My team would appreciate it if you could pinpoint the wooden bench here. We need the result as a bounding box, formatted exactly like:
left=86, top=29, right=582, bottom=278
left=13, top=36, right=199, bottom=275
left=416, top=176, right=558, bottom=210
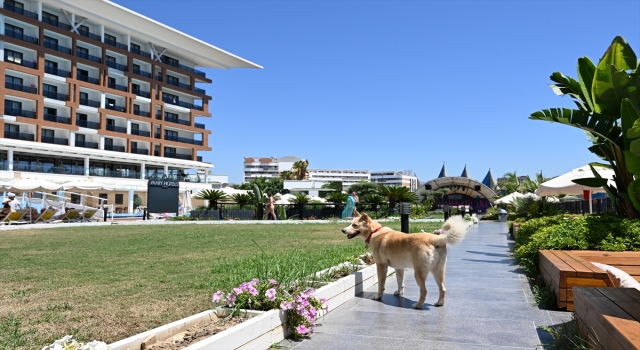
left=573, top=287, right=640, bottom=350
left=538, top=250, right=640, bottom=311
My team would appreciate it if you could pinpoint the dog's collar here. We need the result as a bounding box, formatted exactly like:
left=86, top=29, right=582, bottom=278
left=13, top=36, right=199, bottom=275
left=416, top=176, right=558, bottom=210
left=365, top=227, right=382, bottom=244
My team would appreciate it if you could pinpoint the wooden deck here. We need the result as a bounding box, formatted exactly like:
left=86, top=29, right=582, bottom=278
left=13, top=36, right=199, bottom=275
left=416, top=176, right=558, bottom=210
left=538, top=250, right=640, bottom=311
left=573, top=287, right=640, bottom=350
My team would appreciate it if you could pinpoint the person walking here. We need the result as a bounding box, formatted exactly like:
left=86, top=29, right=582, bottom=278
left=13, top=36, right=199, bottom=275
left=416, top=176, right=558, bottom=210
left=265, top=193, right=277, bottom=220
left=342, top=192, right=356, bottom=219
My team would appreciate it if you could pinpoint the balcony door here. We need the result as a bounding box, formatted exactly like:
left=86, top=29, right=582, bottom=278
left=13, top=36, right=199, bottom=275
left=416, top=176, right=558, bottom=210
left=5, top=99, right=22, bottom=113
left=6, top=0, right=24, bottom=10
left=6, top=75, right=23, bottom=86
left=5, top=23, right=23, bottom=36
left=42, top=129, right=54, bottom=139
left=77, top=68, right=88, bottom=77
left=5, top=49, right=23, bottom=63
left=44, top=107, right=57, bottom=116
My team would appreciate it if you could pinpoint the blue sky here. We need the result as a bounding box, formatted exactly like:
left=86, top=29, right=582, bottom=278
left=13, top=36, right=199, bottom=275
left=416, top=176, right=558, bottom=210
left=116, top=0, right=640, bottom=184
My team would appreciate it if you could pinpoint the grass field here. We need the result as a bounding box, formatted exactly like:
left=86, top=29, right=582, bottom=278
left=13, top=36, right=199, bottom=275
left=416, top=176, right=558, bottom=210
left=0, top=221, right=443, bottom=349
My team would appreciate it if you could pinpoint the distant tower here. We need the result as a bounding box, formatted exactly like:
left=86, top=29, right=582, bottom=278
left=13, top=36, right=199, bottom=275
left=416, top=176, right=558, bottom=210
left=461, top=164, right=470, bottom=178
left=438, top=163, right=447, bottom=178
left=482, top=169, right=497, bottom=190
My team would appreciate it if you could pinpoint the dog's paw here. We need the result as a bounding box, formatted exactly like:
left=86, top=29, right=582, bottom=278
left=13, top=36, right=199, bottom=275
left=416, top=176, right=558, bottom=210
left=412, top=303, right=424, bottom=309
left=372, top=294, right=382, bottom=300
left=434, top=301, right=445, bottom=307
left=393, top=290, right=404, bottom=296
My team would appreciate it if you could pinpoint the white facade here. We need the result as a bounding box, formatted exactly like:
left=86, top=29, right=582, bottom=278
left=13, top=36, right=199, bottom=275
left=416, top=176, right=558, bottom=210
left=283, top=180, right=329, bottom=197
left=307, top=169, right=371, bottom=189
left=243, top=156, right=305, bottom=183
left=371, top=170, right=419, bottom=192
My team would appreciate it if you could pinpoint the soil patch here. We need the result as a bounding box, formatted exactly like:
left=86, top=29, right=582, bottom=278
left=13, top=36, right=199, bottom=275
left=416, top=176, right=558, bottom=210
left=145, top=317, right=247, bottom=350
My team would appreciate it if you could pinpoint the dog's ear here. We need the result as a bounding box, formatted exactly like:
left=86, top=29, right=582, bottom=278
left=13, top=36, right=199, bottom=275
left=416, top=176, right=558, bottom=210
left=358, top=213, right=369, bottom=222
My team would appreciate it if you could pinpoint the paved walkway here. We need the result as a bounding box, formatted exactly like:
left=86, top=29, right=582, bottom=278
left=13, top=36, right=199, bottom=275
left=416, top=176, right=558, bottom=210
left=280, top=221, right=572, bottom=349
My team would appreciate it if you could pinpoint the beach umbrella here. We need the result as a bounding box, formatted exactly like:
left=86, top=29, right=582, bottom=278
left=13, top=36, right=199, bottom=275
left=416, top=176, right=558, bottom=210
left=494, top=192, right=524, bottom=205
left=2, top=178, right=62, bottom=191
left=62, top=180, right=114, bottom=191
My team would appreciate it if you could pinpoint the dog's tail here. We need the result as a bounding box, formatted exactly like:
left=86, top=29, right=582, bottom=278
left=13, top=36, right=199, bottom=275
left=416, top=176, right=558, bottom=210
left=439, top=216, right=468, bottom=246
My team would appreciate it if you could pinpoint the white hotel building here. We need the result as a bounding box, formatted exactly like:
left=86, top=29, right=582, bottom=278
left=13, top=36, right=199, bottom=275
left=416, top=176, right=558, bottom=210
left=0, top=0, right=260, bottom=209
left=371, top=170, right=419, bottom=192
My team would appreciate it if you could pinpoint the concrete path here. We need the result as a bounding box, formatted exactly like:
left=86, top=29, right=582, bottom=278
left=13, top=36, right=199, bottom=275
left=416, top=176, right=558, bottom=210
left=280, top=221, right=572, bottom=349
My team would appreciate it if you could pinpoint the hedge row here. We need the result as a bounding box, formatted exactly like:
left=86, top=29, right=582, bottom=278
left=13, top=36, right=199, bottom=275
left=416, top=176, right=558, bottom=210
left=514, top=214, right=640, bottom=274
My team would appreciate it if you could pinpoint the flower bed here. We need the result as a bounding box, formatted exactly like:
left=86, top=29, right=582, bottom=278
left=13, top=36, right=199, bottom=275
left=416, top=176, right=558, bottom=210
left=107, top=261, right=377, bottom=350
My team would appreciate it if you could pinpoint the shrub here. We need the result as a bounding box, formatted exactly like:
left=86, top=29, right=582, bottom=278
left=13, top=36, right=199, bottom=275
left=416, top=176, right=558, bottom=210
left=514, top=215, right=640, bottom=273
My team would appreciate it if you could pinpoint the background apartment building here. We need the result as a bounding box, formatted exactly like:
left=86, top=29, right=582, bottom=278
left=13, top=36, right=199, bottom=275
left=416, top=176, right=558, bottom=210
left=243, top=155, right=304, bottom=182
left=307, top=168, right=371, bottom=189
left=371, top=170, right=418, bottom=192
left=0, top=0, right=259, bottom=209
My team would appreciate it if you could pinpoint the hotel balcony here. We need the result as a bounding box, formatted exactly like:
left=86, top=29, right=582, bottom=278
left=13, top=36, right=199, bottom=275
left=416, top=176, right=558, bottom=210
left=4, top=107, right=36, bottom=119
left=6, top=82, right=37, bottom=94
left=44, top=113, right=70, bottom=124
left=4, top=130, right=34, bottom=141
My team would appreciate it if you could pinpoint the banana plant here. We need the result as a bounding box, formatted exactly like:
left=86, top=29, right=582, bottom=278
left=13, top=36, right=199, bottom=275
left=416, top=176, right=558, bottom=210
left=530, top=36, right=640, bottom=218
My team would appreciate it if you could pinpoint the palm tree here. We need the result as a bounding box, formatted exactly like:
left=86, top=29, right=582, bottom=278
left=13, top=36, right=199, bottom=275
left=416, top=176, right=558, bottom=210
left=326, top=191, right=348, bottom=204
left=289, top=193, right=311, bottom=205
left=520, top=172, right=552, bottom=194
left=361, top=193, right=386, bottom=212
left=529, top=36, right=640, bottom=218
left=194, top=189, right=228, bottom=210
left=231, top=193, right=251, bottom=208
left=377, top=185, right=418, bottom=209
left=291, top=160, right=309, bottom=180
left=279, top=170, right=295, bottom=180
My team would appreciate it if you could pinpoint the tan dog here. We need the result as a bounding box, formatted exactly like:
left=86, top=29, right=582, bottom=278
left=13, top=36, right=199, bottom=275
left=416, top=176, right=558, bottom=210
left=342, top=213, right=468, bottom=309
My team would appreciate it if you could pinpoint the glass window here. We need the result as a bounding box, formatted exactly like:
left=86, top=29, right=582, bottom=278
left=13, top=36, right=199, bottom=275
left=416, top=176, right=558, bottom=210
left=43, top=84, right=57, bottom=93
left=106, top=56, right=116, bottom=64
left=132, top=83, right=140, bottom=91
left=79, top=92, right=88, bottom=100
left=77, top=113, right=87, bottom=121
left=115, top=194, right=123, bottom=204
left=104, top=33, right=116, bottom=43
left=165, top=130, right=178, bottom=138
left=44, top=107, right=57, bottom=116
left=78, top=25, right=89, bottom=33
left=5, top=49, right=23, bottom=62
left=108, top=77, right=115, bottom=85
left=131, top=123, right=139, bottom=130
left=133, top=105, right=140, bottom=113
left=167, top=75, right=179, bottom=85
left=106, top=119, right=114, bottom=126
left=131, top=43, right=140, bottom=51
left=42, top=11, right=59, bottom=23
left=165, top=147, right=176, bottom=154
left=6, top=1, right=24, bottom=9
left=105, top=138, right=113, bottom=146
left=5, top=24, right=24, bottom=35
left=5, top=75, right=23, bottom=85
left=77, top=46, right=89, bottom=55
left=44, top=36, right=58, bottom=46
left=4, top=124, right=19, bottom=133
left=45, top=60, right=58, bottom=69
left=76, top=134, right=85, bottom=142
left=77, top=68, right=88, bottom=77
left=5, top=99, right=22, bottom=110
left=163, top=56, right=178, bottom=66
left=42, top=129, right=54, bottom=138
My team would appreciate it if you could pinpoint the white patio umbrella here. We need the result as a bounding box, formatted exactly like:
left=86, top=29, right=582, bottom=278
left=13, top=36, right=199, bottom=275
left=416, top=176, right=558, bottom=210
left=62, top=180, right=114, bottom=191
left=2, top=178, right=62, bottom=191
left=536, top=165, right=615, bottom=213
left=495, top=192, right=524, bottom=205
left=276, top=193, right=295, bottom=204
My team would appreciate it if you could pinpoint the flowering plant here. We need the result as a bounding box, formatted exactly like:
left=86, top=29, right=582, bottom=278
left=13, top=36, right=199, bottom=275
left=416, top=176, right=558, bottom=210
left=42, top=335, right=109, bottom=350
left=212, top=279, right=328, bottom=338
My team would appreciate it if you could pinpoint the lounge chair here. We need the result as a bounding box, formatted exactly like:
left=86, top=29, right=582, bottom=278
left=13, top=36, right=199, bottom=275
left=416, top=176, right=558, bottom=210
left=0, top=211, right=28, bottom=225
left=58, top=209, right=82, bottom=223
left=31, top=208, right=58, bottom=224
left=79, top=209, right=98, bottom=222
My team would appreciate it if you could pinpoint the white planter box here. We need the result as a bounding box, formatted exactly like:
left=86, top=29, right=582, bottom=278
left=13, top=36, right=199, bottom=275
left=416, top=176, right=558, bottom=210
left=109, top=264, right=378, bottom=350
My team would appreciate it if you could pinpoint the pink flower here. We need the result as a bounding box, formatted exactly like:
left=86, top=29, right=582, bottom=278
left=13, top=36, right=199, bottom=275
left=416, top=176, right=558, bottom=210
left=268, top=279, right=278, bottom=285
left=251, top=278, right=259, bottom=285
left=248, top=286, right=258, bottom=296
left=265, top=288, right=276, bottom=302
left=301, top=287, right=314, bottom=298
left=308, top=306, right=317, bottom=319
left=295, top=325, right=308, bottom=335
left=280, top=301, right=294, bottom=310
left=211, top=291, right=224, bottom=303
left=226, top=293, right=236, bottom=306
left=233, top=288, right=243, bottom=295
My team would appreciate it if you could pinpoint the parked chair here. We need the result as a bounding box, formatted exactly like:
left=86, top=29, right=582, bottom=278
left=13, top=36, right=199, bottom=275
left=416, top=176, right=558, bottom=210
left=31, top=208, right=57, bottom=224
left=58, top=209, right=82, bottom=223
left=79, top=209, right=98, bottom=222
left=0, top=211, right=28, bottom=225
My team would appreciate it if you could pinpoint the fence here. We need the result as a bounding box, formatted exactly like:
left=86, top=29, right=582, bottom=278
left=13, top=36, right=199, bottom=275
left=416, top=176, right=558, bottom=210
left=554, top=198, right=615, bottom=215
left=188, top=202, right=396, bottom=220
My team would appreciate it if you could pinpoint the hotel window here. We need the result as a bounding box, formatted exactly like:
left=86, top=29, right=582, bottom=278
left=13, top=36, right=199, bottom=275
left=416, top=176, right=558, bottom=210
left=77, top=68, right=88, bottom=77
left=45, top=60, right=58, bottom=70
left=42, top=11, right=59, bottom=23
left=5, top=23, right=24, bottom=36
left=166, top=75, right=179, bottom=85
left=79, top=91, right=88, bottom=101
left=6, top=75, right=24, bottom=86
left=115, top=194, right=123, bottom=205
left=5, top=100, right=22, bottom=111
left=131, top=123, right=139, bottom=132
left=77, top=113, right=87, bottom=121
left=4, top=124, right=19, bottom=133
left=43, top=84, right=58, bottom=94
left=6, top=1, right=24, bottom=10
left=44, top=107, right=57, bottom=116
left=75, top=134, right=85, bottom=142
left=104, top=33, right=117, bottom=43
left=165, top=130, right=178, bottom=138
left=131, top=43, right=140, bottom=52
left=42, top=129, right=54, bottom=138
left=133, top=104, right=140, bottom=114
left=5, top=49, right=23, bottom=63
left=78, top=25, right=89, bottom=34
left=76, top=46, right=89, bottom=56
left=164, top=92, right=178, bottom=103
left=106, top=55, right=116, bottom=65
left=163, top=56, right=178, bottom=66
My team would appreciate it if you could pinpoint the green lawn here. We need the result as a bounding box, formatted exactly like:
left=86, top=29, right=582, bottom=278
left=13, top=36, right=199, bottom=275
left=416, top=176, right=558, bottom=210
left=0, top=221, right=442, bottom=349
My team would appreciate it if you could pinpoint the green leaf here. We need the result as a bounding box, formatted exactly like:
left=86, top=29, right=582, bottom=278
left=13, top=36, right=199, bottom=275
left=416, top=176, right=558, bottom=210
left=629, top=138, right=640, bottom=157
left=598, top=36, right=637, bottom=71
left=625, top=150, right=640, bottom=177
left=529, top=108, right=623, bottom=148
left=549, top=72, right=583, bottom=100
left=627, top=179, right=640, bottom=212
left=624, top=98, right=640, bottom=141
left=593, top=64, right=630, bottom=116
left=572, top=178, right=609, bottom=187
left=577, top=57, right=596, bottom=112
left=588, top=162, right=612, bottom=169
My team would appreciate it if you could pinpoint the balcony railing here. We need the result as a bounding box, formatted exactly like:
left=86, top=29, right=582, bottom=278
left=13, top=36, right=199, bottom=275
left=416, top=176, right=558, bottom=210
left=4, top=29, right=38, bottom=44
left=133, top=109, right=150, bottom=117
left=167, top=80, right=191, bottom=90
left=41, top=136, right=68, bottom=145
left=42, top=17, right=72, bottom=31
left=4, top=107, right=36, bottom=119
left=162, top=96, right=203, bottom=110
left=160, top=57, right=206, bottom=77
left=3, top=3, right=38, bottom=19
left=76, top=119, right=100, bottom=129
left=164, top=152, right=193, bottom=160
left=5, top=55, right=36, bottom=68
left=44, top=114, right=70, bottom=124
left=164, top=115, right=190, bottom=126
left=79, top=98, right=100, bottom=108
left=133, top=68, right=151, bottom=78
left=130, top=47, right=152, bottom=59
left=104, top=144, right=125, bottom=152
left=43, top=90, right=68, bottom=101
left=77, top=29, right=101, bottom=41
left=154, top=132, right=161, bottom=139
left=132, top=88, right=150, bottom=98
left=155, top=74, right=162, bottom=81
left=197, top=156, right=203, bottom=162
left=90, top=169, right=139, bottom=178
left=154, top=150, right=160, bottom=156
left=4, top=131, right=34, bottom=141
left=108, top=82, right=128, bottom=92
left=106, top=124, right=127, bottom=133
left=75, top=140, right=99, bottom=149
left=106, top=60, right=127, bottom=71
left=195, top=87, right=206, bottom=94
left=5, top=82, right=37, bottom=94
left=105, top=104, right=126, bottom=112
left=76, top=50, right=102, bottom=63
left=45, top=66, right=71, bottom=78
left=104, top=38, right=128, bottom=50
left=164, top=134, right=203, bottom=145
left=195, top=122, right=205, bottom=129
left=77, top=74, right=99, bottom=85
left=131, top=129, right=151, bottom=137
left=131, top=147, right=149, bottom=155
left=44, top=41, right=72, bottom=55
left=155, top=113, right=162, bottom=120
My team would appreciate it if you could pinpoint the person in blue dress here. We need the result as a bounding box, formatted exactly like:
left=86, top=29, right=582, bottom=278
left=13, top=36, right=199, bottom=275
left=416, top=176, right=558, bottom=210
left=342, top=192, right=357, bottom=218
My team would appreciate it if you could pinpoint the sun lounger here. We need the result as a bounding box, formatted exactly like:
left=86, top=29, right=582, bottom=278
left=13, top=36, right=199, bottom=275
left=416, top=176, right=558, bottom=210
left=0, top=211, right=28, bottom=225
left=79, top=209, right=98, bottom=222
left=58, top=210, right=82, bottom=223
left=31, top=208, right=58, bottom=224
